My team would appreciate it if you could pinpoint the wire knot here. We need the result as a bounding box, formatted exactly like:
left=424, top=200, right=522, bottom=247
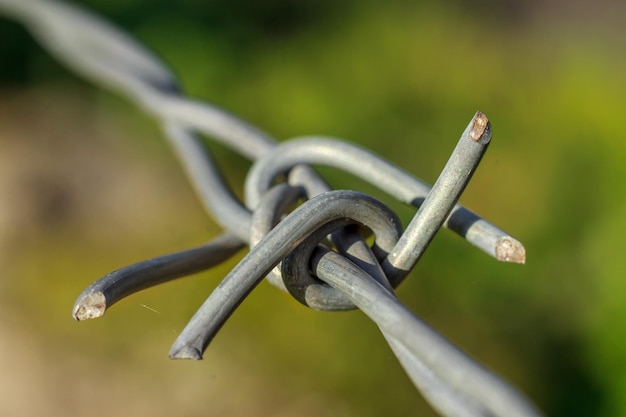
left=251, top=185, right=402, bottom=310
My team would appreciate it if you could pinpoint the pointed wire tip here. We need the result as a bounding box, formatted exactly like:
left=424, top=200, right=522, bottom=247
left=169, top=345, right=204, bottom=360
left=469, top=111, right=491, bottom=144
left=72, top=292, right=107, bottom=321
left=495, top=237, right=526, bottom=264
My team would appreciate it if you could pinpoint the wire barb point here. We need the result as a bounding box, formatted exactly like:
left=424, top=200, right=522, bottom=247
left=495, top=236, right=526, bottom=264
left=73, top=292, right=107, bottom=320
left=169, top=345, right=203, bottom=360
left=469, top=111, right=491, bottom=144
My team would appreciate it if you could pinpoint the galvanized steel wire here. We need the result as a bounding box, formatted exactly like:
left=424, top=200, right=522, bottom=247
left=0, top=1, right=543, bottom=416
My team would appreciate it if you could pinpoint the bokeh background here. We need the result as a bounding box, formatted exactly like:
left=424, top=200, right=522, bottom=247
left=1, top=0, right=625, bottom=416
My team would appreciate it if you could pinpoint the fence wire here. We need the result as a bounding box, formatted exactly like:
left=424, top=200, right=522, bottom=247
left=0, top=1, right=543, bottom=416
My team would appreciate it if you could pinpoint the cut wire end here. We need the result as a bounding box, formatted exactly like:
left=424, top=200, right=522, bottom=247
left=495, top=237, right=526, bottom=264
left=469, top=111, right=491, bottom=143
left=73, top=292, right=107, bottom=321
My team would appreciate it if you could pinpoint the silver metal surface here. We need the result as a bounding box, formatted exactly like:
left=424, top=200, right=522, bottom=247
left=0, top=1, right=540, bottom=416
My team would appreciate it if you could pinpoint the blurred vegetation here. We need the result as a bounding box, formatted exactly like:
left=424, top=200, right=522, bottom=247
left=1, top=0, right=626, bottom=416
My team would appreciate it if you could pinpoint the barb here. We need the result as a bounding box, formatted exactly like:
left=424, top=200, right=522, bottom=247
left=72, top=233, right=244, bottom=320
left=0, top=1, right=540, bottom=417
left=383, top=111, right=491, bottom=273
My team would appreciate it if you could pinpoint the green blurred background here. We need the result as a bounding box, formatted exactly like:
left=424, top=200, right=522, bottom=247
left=1, top=0, right=625, bottom=416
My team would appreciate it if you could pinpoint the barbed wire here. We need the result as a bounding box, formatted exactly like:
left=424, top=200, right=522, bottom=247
left=0, top=1, right=542, bottom=416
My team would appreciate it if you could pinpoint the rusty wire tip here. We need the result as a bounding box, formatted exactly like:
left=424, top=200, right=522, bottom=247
left=169, top=346, right=203, bottom=360
left=469, top=111, right=491, bottom=144
left=72, top=292, right=107, bottom=320
left=495, top=237, right=526, bottom=264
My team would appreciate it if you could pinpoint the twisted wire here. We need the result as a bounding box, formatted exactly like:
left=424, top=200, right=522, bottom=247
left=0, top=1, right=541, bottom=416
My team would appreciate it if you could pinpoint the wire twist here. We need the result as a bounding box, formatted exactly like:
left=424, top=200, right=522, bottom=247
left=0, top=1, right=541, bottom=416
